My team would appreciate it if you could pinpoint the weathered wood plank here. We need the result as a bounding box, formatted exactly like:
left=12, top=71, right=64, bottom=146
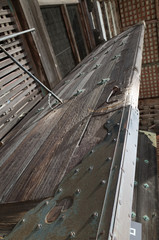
left=61, top=4, right=81, bottom=64
left=38, top=0, right=79, bottom=5
left=15, top=0, right=61, bottom=88
left=132, top=131, right=159, bottom=240
left=0, top=24, right=145, bottom=234
left=0, top=93, right=42, bottom=139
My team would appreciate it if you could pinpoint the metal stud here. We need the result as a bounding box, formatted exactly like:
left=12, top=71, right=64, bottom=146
left=143, top=183, right=149, bottom=189
left=88, top=166, right=93, bottom=171
left=144, top=159, right=149, bottom=164
left=107, top=157, right=112, bottom=161
left=107, top=132, right=111, bottom=136
left=37, top=224, right=42, bottom=230
left=134, top=181, right=138, bottom=186
left=93, top=64, right=101, bottom=69
left=92, top=212, right=98, bottom=218
left=70, top=231, right=76, bottom=238
left=57, top=188, right=63, bottom=193
left=100, top=180, right=106, bottom=185
left=113, top=138, right=117, bottom=142
left=143, top=215, right=149, bottom=221
left=97, top=78, right=110, bottom=85
left=131, top=212, right=136, bottom=219
left=73, top=89, right=84, bottom=96
left=75, top=189, right=81, bottom=195
left=74, top=168, right=80, bottom=174
left=107, top=120, right=110, bottom=124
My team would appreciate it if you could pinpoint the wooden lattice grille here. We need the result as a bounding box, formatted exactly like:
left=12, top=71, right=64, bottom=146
left=0, top=0, right=42, bottom=140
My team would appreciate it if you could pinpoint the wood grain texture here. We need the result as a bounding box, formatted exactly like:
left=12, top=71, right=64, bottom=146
left=0, top=1, right=43, bottom=139
left=0, top=23, right=145, bottom=233
left=132, top=131, right=159, bottom=240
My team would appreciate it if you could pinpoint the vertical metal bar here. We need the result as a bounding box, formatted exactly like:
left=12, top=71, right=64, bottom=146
left=0, top=45, right=63, bottom=103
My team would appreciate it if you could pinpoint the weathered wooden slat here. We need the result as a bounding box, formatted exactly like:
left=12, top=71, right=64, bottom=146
left=0, top=73, right=28, bottom=96
left=0, top=0, right=8, bottom=8
left=61, top=4, right=81, bottom=64
left=0, top=9, right=11, bottom=16
left=0, top=58, right=29, bottom=78
left=0, top=93, right=42, bottom=140
left=0, top=66, right=31, bottom=88
left=0, top=16, right=14, bottom=24
left=0, top=24, right=145, bottom=235
left=0, top=24, right=16, bottom=33
left=2, top=39, right=22, bottom=49
left=0, top=89, right=40, bottom=131
left=0, top=83, right=37, bottom=115
left=0, top=46, right=24, bottom=60
left=132, top=131, right=159, bottom=240
left=0, top=52, right=26, bottom=68
left=0, top=78, right=34, bottom=105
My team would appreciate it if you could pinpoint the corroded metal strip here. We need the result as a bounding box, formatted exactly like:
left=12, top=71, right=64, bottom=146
left=5, top=105, right=139, bottom=240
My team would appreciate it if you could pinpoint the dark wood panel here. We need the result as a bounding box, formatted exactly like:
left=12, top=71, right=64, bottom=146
left=0, top=23, right=145, bottom=234
left=132, top=131, right=159, bottom=240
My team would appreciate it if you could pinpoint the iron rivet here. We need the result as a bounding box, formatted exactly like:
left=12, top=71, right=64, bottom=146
left=143, top=183, right=149, bottom=189
left=37, top=224, right=42, bottom=230
left=74, top=168, right=80, bottom=174
left=88, top=166, right=93, bottom=171
left=113, top=138, right=117, bottom=142
left=92, top=212, right=98, bottom=218
left=144, top=159, right=149, bottom=164
left=21, top=219, right=25, bottom=223
left=75, top=189, right=81, bottom=194
left=108, top=132, right=111, bottom=136
left=143, top=215, right=149, bottom=221
left=107, top=157, right=112, bottom=161
left=101, top=180, right=106, bottom=185
left=70, top=231, right=76, bottom=238
left=131, top=212, right=136, bottom=218
left=117, top=122, right=120, bottom=126
left=134, top=181, right=138, bottom=186
left=90, top=149, right=95, bottom=154
left=58, top=188, right=63, bottom=193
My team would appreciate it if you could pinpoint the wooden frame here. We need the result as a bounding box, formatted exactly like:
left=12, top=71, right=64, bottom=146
left=38, top=0, right=79, bottom=5
left=61, top=4, right=81, bottom=64
left=11, top=0, right=61, bottom=90
left=93, top=0, right=107, bottom=41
